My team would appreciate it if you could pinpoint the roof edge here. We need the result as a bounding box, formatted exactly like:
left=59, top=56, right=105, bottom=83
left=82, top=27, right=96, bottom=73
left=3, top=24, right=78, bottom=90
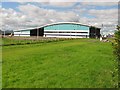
left=14, top=22, right=99, bottom=31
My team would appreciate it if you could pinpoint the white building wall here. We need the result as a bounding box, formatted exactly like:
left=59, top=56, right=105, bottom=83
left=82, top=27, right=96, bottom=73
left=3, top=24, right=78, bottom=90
left=14, top=30, right=30, bottom=36
left=44, top=30, right=89, bottom=38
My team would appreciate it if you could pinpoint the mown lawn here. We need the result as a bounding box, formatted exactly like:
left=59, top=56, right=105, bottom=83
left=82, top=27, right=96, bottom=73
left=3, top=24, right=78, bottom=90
left=2, top=39, right=117, bottom=88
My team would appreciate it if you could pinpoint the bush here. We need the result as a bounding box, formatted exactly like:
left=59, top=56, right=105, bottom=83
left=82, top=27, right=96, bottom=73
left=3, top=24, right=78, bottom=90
left=113, top=25, right=120, bottom=87
left=114, top=25, right=120, bottom=61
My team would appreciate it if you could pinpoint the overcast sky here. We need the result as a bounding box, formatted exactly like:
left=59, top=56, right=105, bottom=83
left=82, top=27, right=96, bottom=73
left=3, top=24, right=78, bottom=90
left=1, top=0, right=119, bottom=35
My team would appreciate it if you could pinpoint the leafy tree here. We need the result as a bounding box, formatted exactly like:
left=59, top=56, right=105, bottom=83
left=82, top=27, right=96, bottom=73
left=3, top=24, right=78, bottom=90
left=113, top=25, right=120, bottom=87
left=114, top=25, right=120, bottom=61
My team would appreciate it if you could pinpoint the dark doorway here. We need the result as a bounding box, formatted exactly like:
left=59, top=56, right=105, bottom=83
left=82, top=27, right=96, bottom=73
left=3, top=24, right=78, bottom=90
left=89, top=26, right=100, bottom=38
left=30, top=29, right=37, bottom=36
left=39, top=28, right=44, bottom=36
left=30, top=28, right=44, bottom=36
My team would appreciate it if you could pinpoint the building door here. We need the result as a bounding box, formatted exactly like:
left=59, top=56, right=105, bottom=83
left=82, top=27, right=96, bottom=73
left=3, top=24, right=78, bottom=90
left=30, top=28, right=44, bottom=36
left=39, top=27, right=44, bottom=36
left=30, top=29, right=37, bottom=36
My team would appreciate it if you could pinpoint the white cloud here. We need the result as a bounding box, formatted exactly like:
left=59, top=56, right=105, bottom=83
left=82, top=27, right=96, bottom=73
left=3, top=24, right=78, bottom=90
left=41, top=2, right=76, bottom=7
left=2, top=0, right=78, bottom=7
left=1, top=8, right=28, bottom=30
left=88, top=9, right=118, bottom=19
left=2, top=0, right=119, bottom=2
left=1, top=2, right=119, bottom=35
left=18, top=4, right=80, bottom=22
left=77, top=8, right=118, bottom=35
left=1, top=4, right=80, bottom=30
left=81, top=2, right=118, bottom=6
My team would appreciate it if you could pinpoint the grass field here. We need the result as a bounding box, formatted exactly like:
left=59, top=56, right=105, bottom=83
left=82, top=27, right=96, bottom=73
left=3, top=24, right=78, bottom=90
left=2, top=38, right=118, bottom=88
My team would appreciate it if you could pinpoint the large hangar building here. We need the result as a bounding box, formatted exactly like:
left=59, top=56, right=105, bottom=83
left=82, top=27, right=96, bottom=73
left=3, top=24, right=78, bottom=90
left=14, top=22, right=101, bottom=38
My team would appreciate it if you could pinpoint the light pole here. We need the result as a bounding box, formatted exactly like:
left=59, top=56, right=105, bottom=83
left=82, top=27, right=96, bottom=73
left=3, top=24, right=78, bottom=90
left=4, top=30, right=5, bottom=37
left=37, top=28, right=39, bottom=39
left=101, top=24, right=104, bottom=37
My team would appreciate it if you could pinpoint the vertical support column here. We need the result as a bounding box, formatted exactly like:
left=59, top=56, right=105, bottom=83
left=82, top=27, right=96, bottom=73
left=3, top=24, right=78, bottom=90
left=95, top=27, right=97, bottom=39
left=4, top=30, right=5, bottom=37
left=37, top=28, right=39, bottom=39
left=58, top=25, right=59, bottom=38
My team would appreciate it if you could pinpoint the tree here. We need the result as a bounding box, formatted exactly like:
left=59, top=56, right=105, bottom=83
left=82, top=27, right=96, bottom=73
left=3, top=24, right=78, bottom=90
left=113, top=25, right=120, bottom=87
left=114, top=25, right=120, bottom=61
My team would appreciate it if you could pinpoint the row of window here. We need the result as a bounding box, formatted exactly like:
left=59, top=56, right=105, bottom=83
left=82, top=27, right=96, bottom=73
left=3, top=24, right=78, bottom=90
left=44, top=34, right=89, bottom=37
left=44, top=31, right=88, bottom=33
left=13, top=34, right=30, bottom=35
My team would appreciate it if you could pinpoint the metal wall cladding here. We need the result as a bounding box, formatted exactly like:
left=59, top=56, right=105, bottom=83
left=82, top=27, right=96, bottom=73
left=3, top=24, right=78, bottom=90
left=44, top=24, right=89, bottom=30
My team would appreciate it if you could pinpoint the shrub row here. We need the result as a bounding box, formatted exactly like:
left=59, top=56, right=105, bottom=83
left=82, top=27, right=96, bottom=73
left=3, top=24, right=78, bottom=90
left=2, top=37, right=77, bottom=46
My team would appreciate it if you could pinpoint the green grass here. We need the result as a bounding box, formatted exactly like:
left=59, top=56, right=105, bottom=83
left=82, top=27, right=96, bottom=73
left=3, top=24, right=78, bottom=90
left=2, top=39, right=118, bottom=88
